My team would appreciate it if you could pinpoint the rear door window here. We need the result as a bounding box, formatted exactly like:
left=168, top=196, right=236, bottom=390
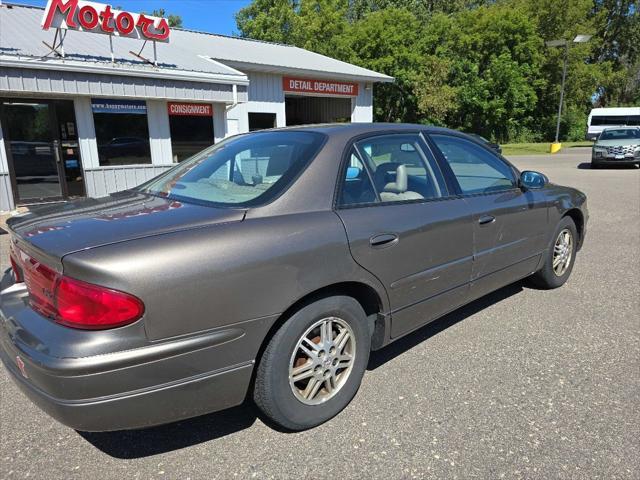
left=339, top=149, right=379, bottom=206
left=355, top=134, right=446, bottom=203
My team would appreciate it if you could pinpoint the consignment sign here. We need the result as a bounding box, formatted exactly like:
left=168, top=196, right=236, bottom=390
left=167, top=103, right=213, bottom=117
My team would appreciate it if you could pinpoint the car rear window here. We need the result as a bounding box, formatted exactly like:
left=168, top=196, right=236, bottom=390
left=139, top=131, right=325, bottom=207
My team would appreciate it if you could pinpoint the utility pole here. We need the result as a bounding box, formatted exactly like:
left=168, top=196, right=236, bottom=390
left=555, top=42, right=569, bottom=144
left=546, top=35, right=592, bottom=153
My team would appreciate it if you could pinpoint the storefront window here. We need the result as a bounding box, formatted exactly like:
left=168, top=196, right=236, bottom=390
left=92, top=99, right=151, bottom=166
left=168, top=102, right=215, bottom=162
left=249, top=112, right=276, bottom=131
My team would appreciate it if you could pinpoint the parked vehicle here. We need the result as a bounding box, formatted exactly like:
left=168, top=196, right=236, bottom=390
left=98, top=136, right=151, bottom=165
left=468, top=133, right=502, bottom=154
left=1, top=124, right=588, bottom=432
left=586, top=107, right=640, bottom=141
left=591, top=127, right=640, bottom=168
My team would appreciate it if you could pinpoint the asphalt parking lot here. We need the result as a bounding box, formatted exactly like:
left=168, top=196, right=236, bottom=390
left=1, top=147, right=638, bottom=479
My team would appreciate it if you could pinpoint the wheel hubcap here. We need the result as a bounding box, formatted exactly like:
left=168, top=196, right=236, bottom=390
left=289, top=317, right=356, bottom=405
left=553, top=228, right=573, bottom=277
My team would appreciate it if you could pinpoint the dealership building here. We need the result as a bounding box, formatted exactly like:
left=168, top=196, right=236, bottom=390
left=0, top=2, right=392, bottom=211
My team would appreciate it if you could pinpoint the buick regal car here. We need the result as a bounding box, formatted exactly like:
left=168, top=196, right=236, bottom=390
left=591, top=127, right=640, bottom=168
left=1, top=124, right=588, bottom=432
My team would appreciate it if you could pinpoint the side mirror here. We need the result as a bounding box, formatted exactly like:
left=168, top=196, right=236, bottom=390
left=520, top=170, right=548, bottom=189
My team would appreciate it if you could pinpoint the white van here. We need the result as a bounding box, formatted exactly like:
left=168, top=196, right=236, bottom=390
left=586, top=107, right=640, bottom=140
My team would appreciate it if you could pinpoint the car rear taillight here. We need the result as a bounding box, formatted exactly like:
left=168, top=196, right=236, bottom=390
left=16, top=248, right=144, bottom=330
left=55, top=276, right=144, bottom=329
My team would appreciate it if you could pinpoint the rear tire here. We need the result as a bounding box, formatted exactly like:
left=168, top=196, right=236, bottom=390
left=253, top=296, right=370, bottom=431
left=530, top=216, right=578, bottom=289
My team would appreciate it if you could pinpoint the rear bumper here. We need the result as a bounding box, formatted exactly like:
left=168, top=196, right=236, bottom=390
left=0, top=270, right=276, bottom=431
left=1, top=347, right=253, bottom=431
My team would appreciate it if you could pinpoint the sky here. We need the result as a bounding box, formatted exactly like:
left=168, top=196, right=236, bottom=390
left=19, top=0, right=253, bottom=36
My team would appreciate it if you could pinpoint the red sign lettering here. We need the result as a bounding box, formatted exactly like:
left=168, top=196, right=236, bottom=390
left=42, top=0, right=170, bottom=43
left=167, top=102, right=213, bottom=117
left=115, top=11, right=134, bottom=35
left=282, top=76, right=359, bottom=97
left=78, top=4, right=98, bottom=29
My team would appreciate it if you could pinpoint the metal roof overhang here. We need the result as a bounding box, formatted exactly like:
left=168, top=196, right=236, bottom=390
left=214, top=59, right=394, bottom=84
left=0, top=56, right=250, bottom=86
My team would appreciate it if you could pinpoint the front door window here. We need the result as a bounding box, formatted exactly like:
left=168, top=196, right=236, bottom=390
left=429, top=134, right=516, bottom=194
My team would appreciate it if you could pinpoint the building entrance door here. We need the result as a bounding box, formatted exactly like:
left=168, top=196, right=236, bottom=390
left=1, top=99, right=86, bottom=205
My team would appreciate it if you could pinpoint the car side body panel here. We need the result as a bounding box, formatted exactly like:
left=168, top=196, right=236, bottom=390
left=62, top=210, right=389, bottom=342
left=465, top=188, right=549, bottom=301
left=337, top=199, right=473, bottom=339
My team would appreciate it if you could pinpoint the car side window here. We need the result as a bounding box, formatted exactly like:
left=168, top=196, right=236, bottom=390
left=338, top=149, right=379, bottom=207
left=355, top=134, right=445, bottom=203
left=430, top=134, right=516, bottom=195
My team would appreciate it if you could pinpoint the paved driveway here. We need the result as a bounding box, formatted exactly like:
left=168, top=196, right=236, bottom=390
left=1, top=148, right=638, bottom=479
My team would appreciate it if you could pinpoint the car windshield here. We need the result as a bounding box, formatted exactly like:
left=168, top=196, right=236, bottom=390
left=139, top=131, right=325, bottom=207
left=599, top=129, right=640, bottom=140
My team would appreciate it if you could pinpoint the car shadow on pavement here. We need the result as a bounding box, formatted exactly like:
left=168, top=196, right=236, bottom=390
left=79, top=281, right=525, bottom=458
left=578, top=162, right=639, bottom=169
left=78, top=403, right=260, bottom=458
left=368, top=281, right=524, bottom=371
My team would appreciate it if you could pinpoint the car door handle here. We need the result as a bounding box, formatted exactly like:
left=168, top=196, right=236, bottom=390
left=369, top=233, right=399, bottom=248
left=478, top=215, right=496, bottom=225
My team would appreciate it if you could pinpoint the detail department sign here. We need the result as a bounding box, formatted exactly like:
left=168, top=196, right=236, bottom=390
left=41, top=0, right=171, bottom=42
left=283, top=77, right=359, bottom=97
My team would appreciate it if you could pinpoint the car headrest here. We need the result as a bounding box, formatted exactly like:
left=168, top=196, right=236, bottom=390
left=266, top=147, right=292, bottom=177
left=383, top=164, right=408, bottom=194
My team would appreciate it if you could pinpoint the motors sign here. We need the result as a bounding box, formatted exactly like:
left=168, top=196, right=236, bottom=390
left=283, top=77, right=359, bottom=97
left=42, top=0, right=171, bottom=42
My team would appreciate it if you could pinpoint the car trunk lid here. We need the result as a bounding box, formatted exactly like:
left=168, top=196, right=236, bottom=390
left=6, top=190, right=246, bottom=260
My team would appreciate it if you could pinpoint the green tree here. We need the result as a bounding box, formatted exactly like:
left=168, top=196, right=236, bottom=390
left=590, top=0, right=640, bottom=105
left=347, top=0, right=492, bottom=21
left=339, top=8, right=424, bottom=122
left=235, top=0, right=299, bottom=44
left=416, top=5, right=545, bottom=141
left=146, top=8, right=183, bottom=28
left=236, top=0, right=349, bottom=56
left=235, top=0, right=638, bottom=142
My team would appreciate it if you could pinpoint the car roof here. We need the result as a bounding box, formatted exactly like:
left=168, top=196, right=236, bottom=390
left=590, top=107, right=640, bottom=115
left=261, top=122, right=464, bottom=137
left=602, top=126, right=640, bottom=131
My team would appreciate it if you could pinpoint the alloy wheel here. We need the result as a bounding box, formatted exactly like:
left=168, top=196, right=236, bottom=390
left=289, top=317, right=356, bottom=405
left=553, top=228, right=573, bottom=277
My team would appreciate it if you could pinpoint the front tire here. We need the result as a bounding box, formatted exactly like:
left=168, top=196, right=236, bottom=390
left=253, top=296, right=371, bottom=431
left=530, top=216, right=578, bottom=289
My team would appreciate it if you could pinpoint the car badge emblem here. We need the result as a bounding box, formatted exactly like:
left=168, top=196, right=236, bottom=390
left=16, top=356, right=28, bottom=379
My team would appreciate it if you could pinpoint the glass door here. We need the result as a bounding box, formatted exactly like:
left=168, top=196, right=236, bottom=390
left=1, top=100, right=63, bottom=204
left=55, top=100, right=86, bottom=198
left=1, top=99, right=85, bottom=205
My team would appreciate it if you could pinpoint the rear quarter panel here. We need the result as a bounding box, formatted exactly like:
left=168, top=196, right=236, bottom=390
left=62, top=211, right=388, bottom=341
